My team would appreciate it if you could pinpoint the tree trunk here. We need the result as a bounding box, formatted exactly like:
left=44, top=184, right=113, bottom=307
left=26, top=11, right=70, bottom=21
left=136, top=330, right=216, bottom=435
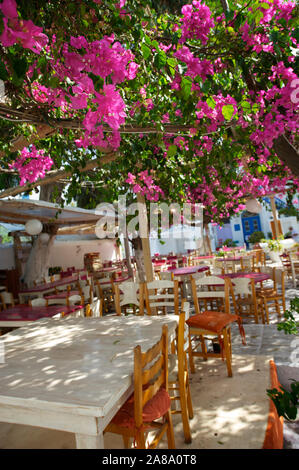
left=22, top=233, right=56, bottom=287
left=40, top=182, right=65, bottom=204
left=273, top=135, right=299, bottom=178
left=124, top=235, right=134, bottom=279
left=131, top=236, right=146, bottom=282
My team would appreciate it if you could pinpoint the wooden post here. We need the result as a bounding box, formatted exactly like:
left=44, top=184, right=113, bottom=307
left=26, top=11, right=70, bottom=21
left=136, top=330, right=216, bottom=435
left=123, top=233, right=134, bottom=279
left=270, top=195, right=282, bottom=238
left=137, top=193, right=153, bottom=283
left=204, top=224, right=212, bottom=255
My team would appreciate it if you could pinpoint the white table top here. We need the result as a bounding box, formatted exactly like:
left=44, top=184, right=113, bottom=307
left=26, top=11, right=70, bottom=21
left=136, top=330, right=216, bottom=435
left=0, top=315, right=178, bottom=419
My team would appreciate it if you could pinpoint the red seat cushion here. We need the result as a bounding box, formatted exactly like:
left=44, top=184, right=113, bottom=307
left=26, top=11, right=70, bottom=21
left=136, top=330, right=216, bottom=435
left=111, top=388, right=171, bottom=429
left=187, top=311, right=246, bottom=344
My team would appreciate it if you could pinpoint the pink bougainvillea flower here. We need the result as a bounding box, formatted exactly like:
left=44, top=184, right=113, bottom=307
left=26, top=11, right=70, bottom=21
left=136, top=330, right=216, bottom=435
left=0, top=0, right=18, bottom=19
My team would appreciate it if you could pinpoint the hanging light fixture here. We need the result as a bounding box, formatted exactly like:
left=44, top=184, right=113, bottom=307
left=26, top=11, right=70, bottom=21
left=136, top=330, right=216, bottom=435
left=39, top=232, right=50, bottom=243
left=245, top=198, right=262, bottom=214
left=25, top=219, right=43, bottom=235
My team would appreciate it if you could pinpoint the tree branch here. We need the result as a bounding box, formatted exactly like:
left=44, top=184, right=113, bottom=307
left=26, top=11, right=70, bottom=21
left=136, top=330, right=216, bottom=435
left=0, top=152, right=119, bottom=199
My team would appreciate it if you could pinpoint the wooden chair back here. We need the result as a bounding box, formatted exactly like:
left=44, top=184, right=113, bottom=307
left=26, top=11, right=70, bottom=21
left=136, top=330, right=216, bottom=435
left=191, top=276, right=231, bottom=314
left=240, top=256, right=254, bottom=271
left=85, top=298, right=103, bottom=317
left=144, top=280, right=179, bottom=315
left=114, top=282, right=144, bottom=316
left=134, top=324, right=169, bottom=433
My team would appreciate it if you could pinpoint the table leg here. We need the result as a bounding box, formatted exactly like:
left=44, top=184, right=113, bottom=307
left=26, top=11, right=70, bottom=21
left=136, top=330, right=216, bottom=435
left=75, top=432, right=104, bottom=449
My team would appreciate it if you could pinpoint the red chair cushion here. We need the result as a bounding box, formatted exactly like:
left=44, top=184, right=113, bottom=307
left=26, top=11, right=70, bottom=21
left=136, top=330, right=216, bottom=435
left=111, top=388, right=171, bottom=429
left=187, top=311, right=246, bottom=344
left=186, top=311, right=238, bottom=332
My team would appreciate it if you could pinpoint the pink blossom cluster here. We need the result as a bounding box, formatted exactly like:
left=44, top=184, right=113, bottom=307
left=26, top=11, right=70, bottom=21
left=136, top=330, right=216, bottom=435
left=126, top=171, right=164, bottom=202
left=0, top=0, right=48, bottom=54
left=196, top=93, right=238, bottom=132
left=180, top=1, right=215, bottom=45
left=258, top=0, right=296, bottom=25
left=240, top=1, right=296, bottom=54
left=174, top=46, right=214, bottom=81
left=248, top=62, right=299, bottom=149
left=10, top=145, right=54, bottom=185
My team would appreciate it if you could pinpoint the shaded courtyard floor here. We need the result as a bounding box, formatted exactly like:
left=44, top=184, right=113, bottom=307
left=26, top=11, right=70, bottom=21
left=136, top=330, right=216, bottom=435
left=0, top=274, right=298, bottom=449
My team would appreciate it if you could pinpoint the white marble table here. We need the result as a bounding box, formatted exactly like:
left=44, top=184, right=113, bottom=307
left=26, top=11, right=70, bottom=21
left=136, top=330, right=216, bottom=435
left=0, top=315, right=178, bottom=449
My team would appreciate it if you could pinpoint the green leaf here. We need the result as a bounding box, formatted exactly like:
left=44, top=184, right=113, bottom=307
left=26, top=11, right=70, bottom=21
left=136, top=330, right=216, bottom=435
left=12, top=57, right=28, bottom=79
left=167, top=145, right=177, bottom=158
left=141, top=43, right=151, bottom=60
left=181, top=76, right=192, bottom=100
left=222, top=104, right=235, bottom=120
left=154, top=50, right=167, bottom=69
left=260, top=2, right=270, bottom=9
left=206, top=97, right=216, bottom=109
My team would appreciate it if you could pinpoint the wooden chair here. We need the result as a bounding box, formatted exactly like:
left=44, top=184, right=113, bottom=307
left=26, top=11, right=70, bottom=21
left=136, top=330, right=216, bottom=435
left=239, top=256, right=254, bottom=272
left=29, top=298, right=48, bottom=307
left=257, top=269, right=285, bottom=324
left=80, top=284, right=92, bottom=304
left=144, top=280, right=180, bottom=316
left=85, top=298, right=103, bottom=317
left=188, top=276, right=243, bottom=377
left=114, top=282, right=144, bottom=316
left=255, top=267, right=276, bottom=297
left=229, top=277, right=265, bottom=324
left=191, top=275, right=231, bottom=315
left=279, top=252, right=292, bottom=280
left=252, top=249, right=266, bottom=269
left=94, top=279, right=115, bottom=313
left=168, top=304, right=194, bottom=444
left=104, top=324, right=175, bottom=449
left=159, top=271, right=174, bottom=281
left=0, top=292, right=16, bottom=309
left=213, top=259, right=225, bottom=274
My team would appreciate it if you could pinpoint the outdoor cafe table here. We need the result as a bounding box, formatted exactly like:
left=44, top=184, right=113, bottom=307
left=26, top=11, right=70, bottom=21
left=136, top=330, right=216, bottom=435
left=0, top=304, right=84, bottom=328
left=218, top=272, right=270, bottom=283
left=0, top=315, right=178, bottom=449
left=18, top=275, right=86, bottom=303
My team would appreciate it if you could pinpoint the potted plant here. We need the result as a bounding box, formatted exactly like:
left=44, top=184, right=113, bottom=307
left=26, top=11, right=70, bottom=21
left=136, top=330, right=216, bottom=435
left=248, top=231, right=265, bottom=249
left=260, top=236, right=296, bottom=263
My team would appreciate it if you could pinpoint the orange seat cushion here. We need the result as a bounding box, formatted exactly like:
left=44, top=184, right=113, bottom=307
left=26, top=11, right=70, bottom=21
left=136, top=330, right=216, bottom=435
left=187, top=311, right=246, bottom=344
left=111, top=388, right=171, bottom=429
left=187, top=311, right=238, bottom=333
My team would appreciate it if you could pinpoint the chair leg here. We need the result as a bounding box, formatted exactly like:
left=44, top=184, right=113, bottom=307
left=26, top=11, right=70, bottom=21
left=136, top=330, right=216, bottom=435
left=188, top=333, right=195, bottom=374
left=135, top=430, right=146, bottom=449
left=223, top=328, right=233, bottom=377
left=184, top=354, right=194, bottom=420
left=263, top=299, right=270, bottom=324
left=200, top=334, right=208, bottom=361
left=177, top=368, right=192, bottom=444
left=274, top=299, right=281, bottom=318
left=122, top=436, right=131, bottom=448
left=165, top=409, right=175, bottom=449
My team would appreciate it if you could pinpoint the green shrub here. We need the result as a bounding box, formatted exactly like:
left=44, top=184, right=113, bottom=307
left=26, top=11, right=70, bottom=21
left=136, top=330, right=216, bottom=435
left=248, top=230, right=265, bottom=244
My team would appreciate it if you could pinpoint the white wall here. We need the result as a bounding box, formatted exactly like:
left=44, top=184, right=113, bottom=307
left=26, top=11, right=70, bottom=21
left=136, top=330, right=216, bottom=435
left=0, top=238, right=116, bottom=271
left=48, top=239, right=116, bottom=269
